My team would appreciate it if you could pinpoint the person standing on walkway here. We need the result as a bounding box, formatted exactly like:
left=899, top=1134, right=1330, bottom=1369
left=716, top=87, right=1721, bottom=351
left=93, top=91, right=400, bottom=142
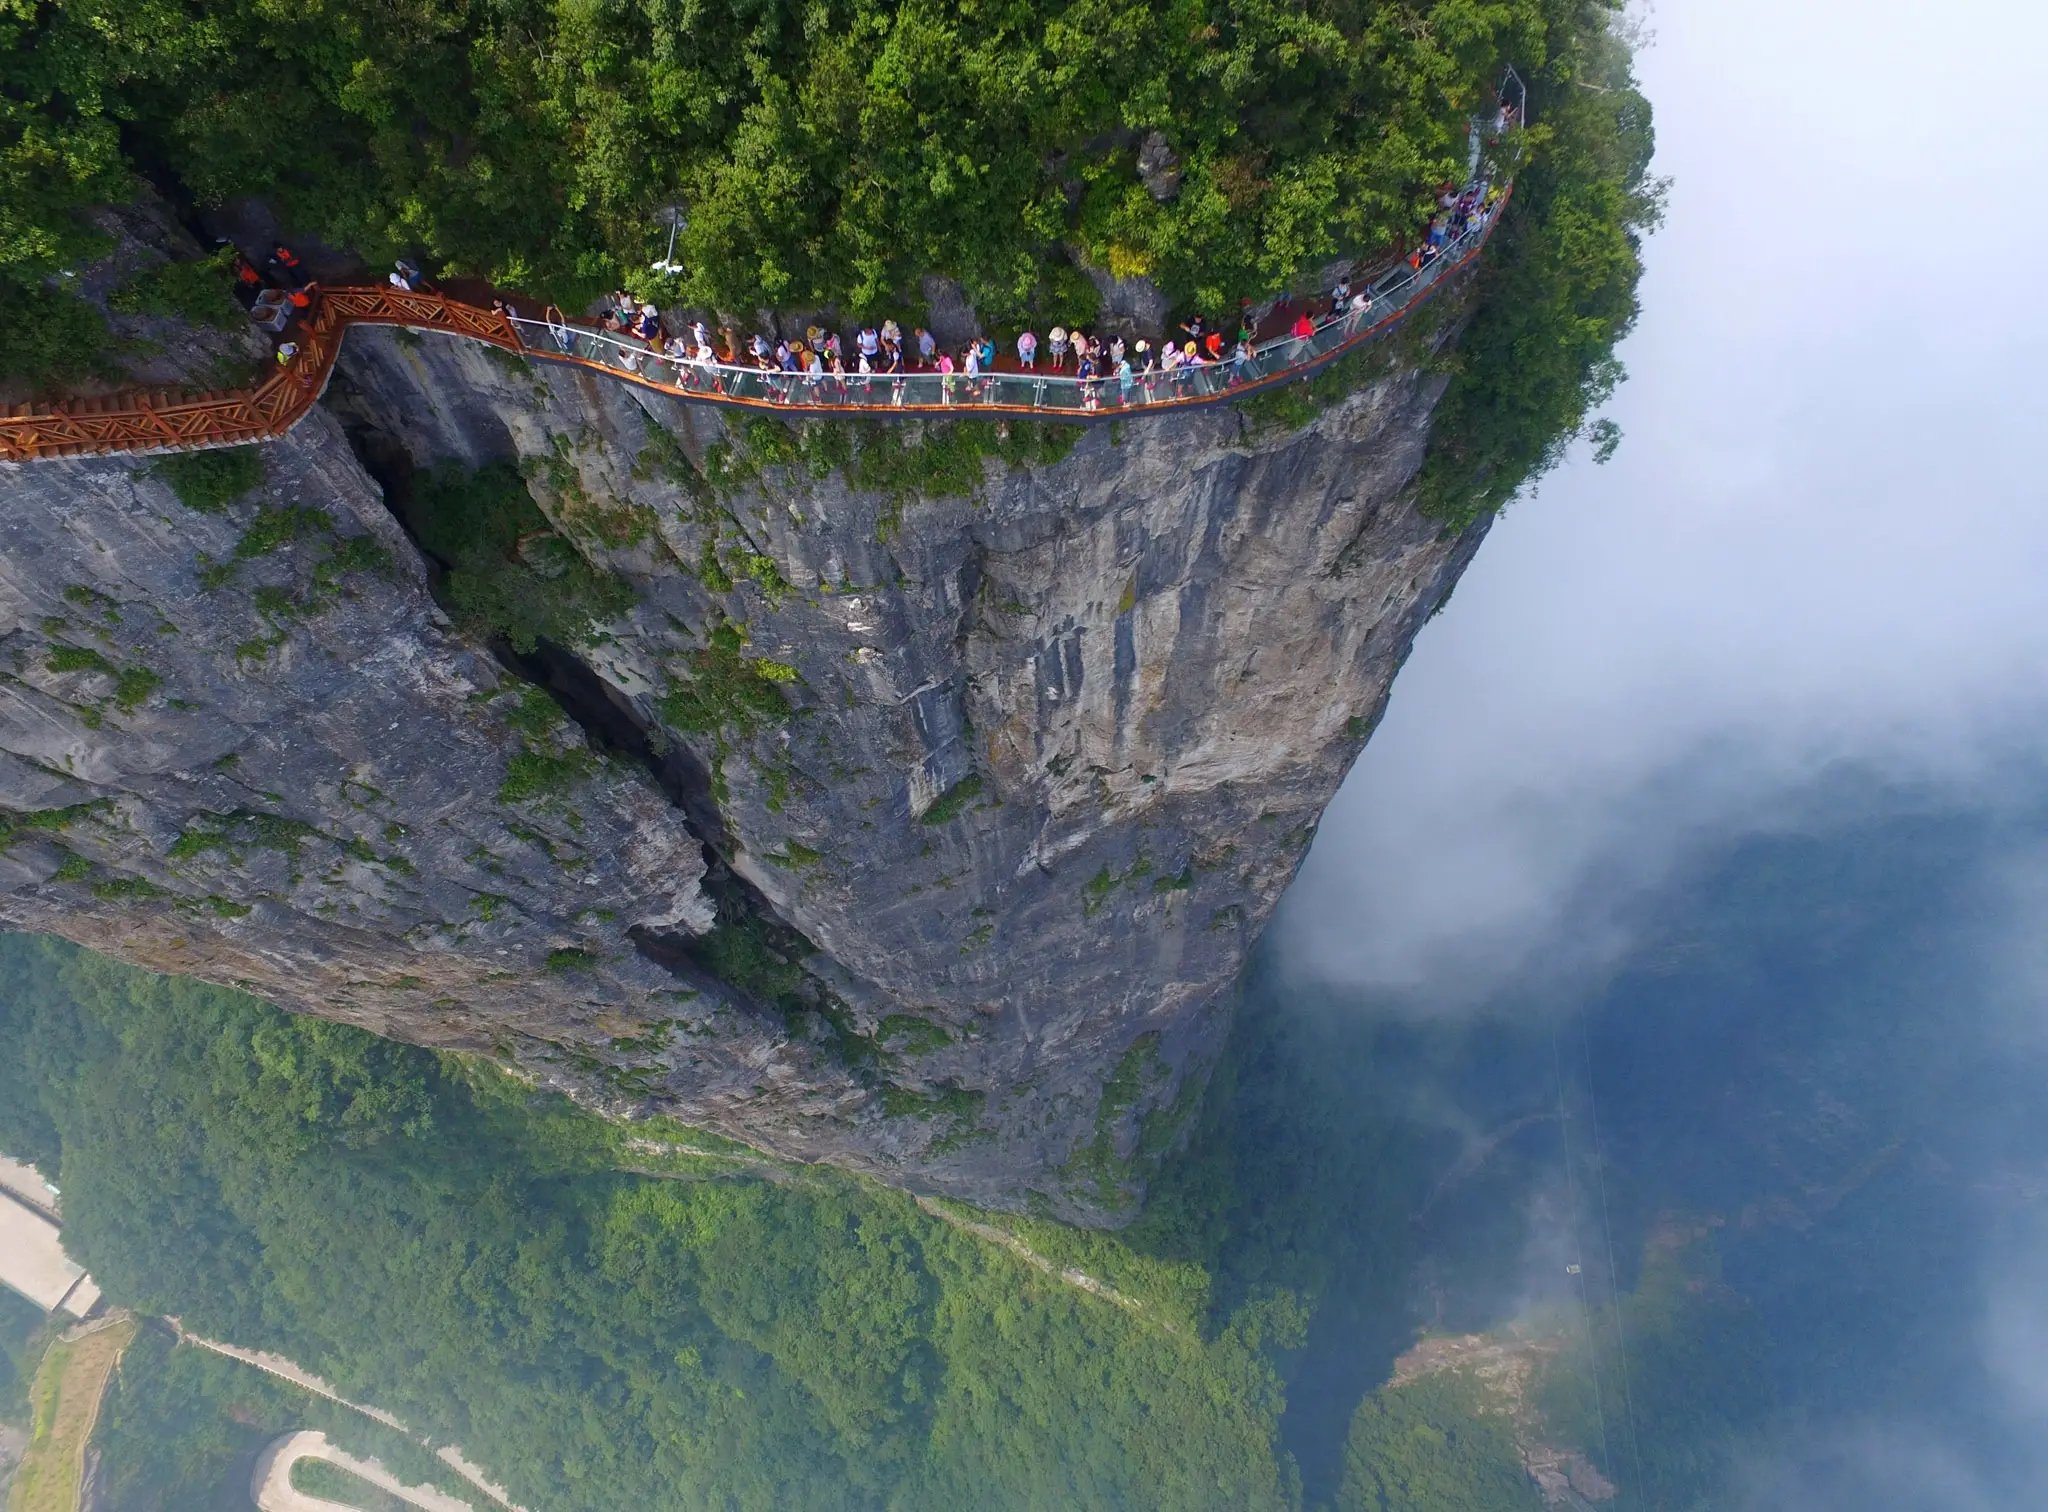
left=1048, top=325, right=1069, bottom=372
left=1017, top=329, right=1038, bottom=369
left=1116, top=355, right=1133, bottom=406
left=915, top=327, right=936, bottom=368
left=544, top=305, right=577, bottom=354
left=1289, top=309, right=1315, bottom=357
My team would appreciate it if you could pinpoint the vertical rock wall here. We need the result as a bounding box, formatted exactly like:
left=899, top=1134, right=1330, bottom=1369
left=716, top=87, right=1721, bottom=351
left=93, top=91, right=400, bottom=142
left=0, top=300, right=1484, bottom=1223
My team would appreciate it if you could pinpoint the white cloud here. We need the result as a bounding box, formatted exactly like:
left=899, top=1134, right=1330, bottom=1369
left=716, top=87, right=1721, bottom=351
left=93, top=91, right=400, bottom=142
left=1279, top=0, right=2048, bottom=1008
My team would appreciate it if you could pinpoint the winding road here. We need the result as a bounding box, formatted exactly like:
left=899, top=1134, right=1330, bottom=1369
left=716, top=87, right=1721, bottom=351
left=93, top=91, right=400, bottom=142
left=250, top=1431, right=473, bottom=1512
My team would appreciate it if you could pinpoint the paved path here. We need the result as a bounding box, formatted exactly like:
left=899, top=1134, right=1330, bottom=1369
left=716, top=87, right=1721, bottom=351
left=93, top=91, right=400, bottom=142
left=171, top=1326, right=532, bottom=1510
left=171, top=1325, right=408, bottom=1429
left=250, top=1430, right=475, bottom=1512
left=912, top=1197, right=1178, bottom=1332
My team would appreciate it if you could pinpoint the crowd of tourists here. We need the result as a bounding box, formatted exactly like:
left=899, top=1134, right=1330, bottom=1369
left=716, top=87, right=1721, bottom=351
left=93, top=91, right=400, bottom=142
left=223, top=171, right=1499, bottom=406
left=510, top=178, right=1501, bottom=408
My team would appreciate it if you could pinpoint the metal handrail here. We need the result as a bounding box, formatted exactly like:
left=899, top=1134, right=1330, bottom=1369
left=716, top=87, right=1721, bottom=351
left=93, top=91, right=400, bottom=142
left=0, top=183, right=1507, bottom=461
left=503, top=192, right=1504, bottom=418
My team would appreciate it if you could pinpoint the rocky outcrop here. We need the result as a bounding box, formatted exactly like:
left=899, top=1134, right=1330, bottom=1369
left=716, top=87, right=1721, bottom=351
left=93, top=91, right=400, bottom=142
left=0, top=266, right=1485, bottom=1221
left=1136, top=131, right=1185, bottom=202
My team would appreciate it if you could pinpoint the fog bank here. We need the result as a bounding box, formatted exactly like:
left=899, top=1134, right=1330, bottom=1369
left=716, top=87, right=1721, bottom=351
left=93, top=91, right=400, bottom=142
left=1279, top=0, right=2048, bottom=1007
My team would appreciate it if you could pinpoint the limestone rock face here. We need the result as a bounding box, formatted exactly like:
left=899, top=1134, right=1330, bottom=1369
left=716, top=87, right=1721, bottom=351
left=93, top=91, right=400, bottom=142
left=1136, top=131, right=1185, bottom=202
left=0, top=310, right=1484, bottom=1222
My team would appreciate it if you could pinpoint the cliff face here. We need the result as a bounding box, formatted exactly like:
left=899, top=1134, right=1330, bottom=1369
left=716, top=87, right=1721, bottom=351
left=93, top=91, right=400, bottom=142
left=0, top=304, right=1483, bottom=1221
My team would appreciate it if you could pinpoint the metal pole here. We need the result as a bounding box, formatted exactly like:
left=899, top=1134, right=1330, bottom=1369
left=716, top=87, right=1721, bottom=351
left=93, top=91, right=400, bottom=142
left=1504, top=64, right=1529, bottom=128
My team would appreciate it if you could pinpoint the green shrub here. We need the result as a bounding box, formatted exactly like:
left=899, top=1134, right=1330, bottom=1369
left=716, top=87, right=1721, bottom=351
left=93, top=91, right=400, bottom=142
left=235, top=506, right=332, bottom=558
left=315, top=536, right=394, bottom=584
left=107, top=248, right=242, bottom=328
left=497, top=747, right=593, bottom=804
left=0, top=282, right=113, bottom=390
left=685, top=910, right=809, bottom=1016
left=89, top=874, right=168, bottom=900
left=111, top=665, right=161, bottom=710
left=47, top=850, right=93, bottom=882
left=46, top=644, right=114, bottom=676
left=153, top=448, right=266, bottom=514
left=411, top=464, right=634, bottom=653
left=877, top=1015, right=953, bottom=1054
left=920, top=775, right=984, bottom=826
left=654, top=619, right=795, bottom=740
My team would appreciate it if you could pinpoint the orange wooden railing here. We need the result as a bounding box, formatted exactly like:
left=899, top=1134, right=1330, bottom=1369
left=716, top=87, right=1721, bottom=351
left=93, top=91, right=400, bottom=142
left=0, top=287, right=523, bottom=464
left=0, top=191, right=1505, bottom=464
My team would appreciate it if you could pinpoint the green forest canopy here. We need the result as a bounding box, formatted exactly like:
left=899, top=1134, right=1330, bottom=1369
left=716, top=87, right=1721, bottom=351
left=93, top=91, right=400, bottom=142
left=1, top=0, right=1658, bottom=513
left=0, top=927, right=1633, bottom=1510
left=2, top=792, right=2027, bottom=1512
left=0, top=934, right=1295, bottom=1510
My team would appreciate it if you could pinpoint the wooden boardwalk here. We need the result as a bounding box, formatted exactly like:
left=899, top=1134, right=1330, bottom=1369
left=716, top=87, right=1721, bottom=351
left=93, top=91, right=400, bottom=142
left=0, top=191, right=1505, bottom=465
left=0, top=288, right=523, bottom=464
